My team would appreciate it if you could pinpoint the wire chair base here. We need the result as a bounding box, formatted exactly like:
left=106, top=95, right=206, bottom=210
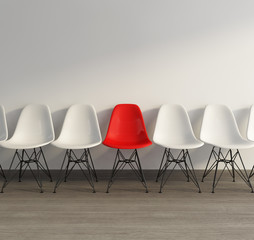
left=201, top=147, right=253, bottom=193
left=1, top=147, right=52, bottom=193
left=156, top=148, right=201, bottom=193
left=53, top=149, right=96, bottom=193
left=106, top=149, right=148, bottom=193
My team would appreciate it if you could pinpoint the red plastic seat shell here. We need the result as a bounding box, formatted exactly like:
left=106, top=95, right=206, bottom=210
left=103, top=104, right=152, bottom=149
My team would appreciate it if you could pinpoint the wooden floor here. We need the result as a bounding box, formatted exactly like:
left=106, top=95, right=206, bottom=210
left=0, top=170, right=254, bottom=240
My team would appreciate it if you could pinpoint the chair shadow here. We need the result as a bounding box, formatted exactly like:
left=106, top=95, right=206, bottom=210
left=140, top=108, right=160, bottom=170
left=188, top=107, right=210, bottom=169
left=93, top=108, right=114, bottom=170
left=51, top=108, right=68, bottom=139
left=6, top=108, right=23, bottom=138
left=234, top=107, right=250, bottom=140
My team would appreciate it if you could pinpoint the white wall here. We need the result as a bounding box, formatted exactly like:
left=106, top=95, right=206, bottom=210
left=1, top=0, right=254, bottom=169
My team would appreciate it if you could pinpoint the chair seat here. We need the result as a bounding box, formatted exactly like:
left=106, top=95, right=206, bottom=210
left=156, top=140, right=204, bottom=149
left=52, top=139, right=101, bottom=149
left=103, top=138, right=152, bottom=149
left=0, top=139, right=52, bottom=149
left=205, top=139, right=254, bottom=149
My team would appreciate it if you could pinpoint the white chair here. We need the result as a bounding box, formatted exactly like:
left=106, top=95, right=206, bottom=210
left=153, top=104, right=203, bottom=193
left=52, top=104, right=102, bottom=193
left=246, top=105, right=254, bottom=179
left=0, top=105, right=8, bottom=183
left=0, top=104, right=55, bottom=193
left=200, top=104, right=254, bottom=193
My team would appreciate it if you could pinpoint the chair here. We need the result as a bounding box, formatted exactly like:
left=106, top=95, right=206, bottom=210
left=246, top=105, right=254, bottom=179
left=153, top=104, right=203, bottom=193
left=0, top=104, right=54, bottom=193
left=200, top=104, right=254, bottom=193
left=103, top=104, right=152, bottom=193
left=0, top=105, right=8, bottom=182
left=52, top=104, right=102, bottom=193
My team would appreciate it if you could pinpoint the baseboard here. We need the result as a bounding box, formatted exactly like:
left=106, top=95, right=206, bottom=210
left=1, top=170, right=238, bottom=181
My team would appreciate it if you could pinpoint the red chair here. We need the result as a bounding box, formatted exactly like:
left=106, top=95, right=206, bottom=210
left=103, top=104, right=152, bottom=193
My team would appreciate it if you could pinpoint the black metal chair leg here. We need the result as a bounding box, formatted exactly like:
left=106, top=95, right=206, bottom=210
left=237, top=150, right=254, bottom=192
left=53, top=150, right=69, bottom=193
left=159, top=163, right=168, bottom=194
left=185, top=150, right=201, bottom=193
left=135, top=150, right=148, bottom=193
left=202, top=146, right=215, bottom=182
left=79, top=162, right=96, bottom=193
left=155, top=148, right=167, bottom=182
left=0, top=165, right=7, bottom=193
left=0, top=179, right=7, bottom=193
left=64, top=159, right=70, bottom=182
left=183, top=158, right=190, bottom=182
left=26, top=163, right=43, bottom=193
left=87, top=148, right=98, bottom=182
left=1, top=150, right=21, bottom=193
left=249, top=165, right=254, bottom=179
left=86, top=162, right=96, bottom=193
left=18, top=161, right=23, bottom=182
left=0, top=165, right=7, bottom=181
left=106, top=151, right=119, bottom=193
left=40, top=147, right=53, bottom=182
left=159, top=162, right=176, bottom=193
left=229, top=150, right=235, bottom=182
left=232, top=161, right=235, bottom=182
left=212, top=161, right=219, bottom=193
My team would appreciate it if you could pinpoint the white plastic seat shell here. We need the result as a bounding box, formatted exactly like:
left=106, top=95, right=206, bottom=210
left=247, top=105, right=254, bottom=142
left=52, top=104, right=102, bottom=149
left=200, top=104, right=254, bottom=149
left=0, top=104, right=55, bottom=149
left=0, top=105, right=8, bottom=142
left=153, top=104, right=204, bottom=149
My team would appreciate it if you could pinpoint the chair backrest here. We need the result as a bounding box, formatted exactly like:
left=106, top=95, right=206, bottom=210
left=153, top=104, right=198, bottom=146
left=247, top=105, right=254, bottom=141
left=0, top=105, right=8, bottom=141
left=58, top=104, right=102, bottom=146
left=104, top=104, right=150, bottom=145
left=11, top=104, right=55, bottom=145
left=200, top=104, right=243, bottom=145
